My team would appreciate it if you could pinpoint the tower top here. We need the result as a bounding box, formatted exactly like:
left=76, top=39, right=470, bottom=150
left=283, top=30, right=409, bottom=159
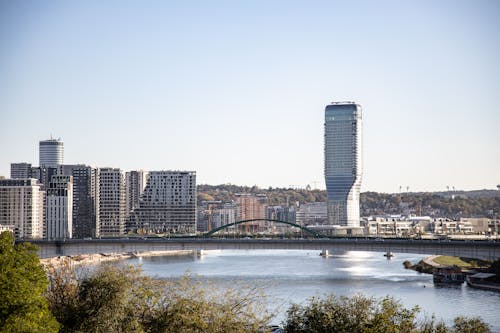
left=330, top=101, right=356, bottom=105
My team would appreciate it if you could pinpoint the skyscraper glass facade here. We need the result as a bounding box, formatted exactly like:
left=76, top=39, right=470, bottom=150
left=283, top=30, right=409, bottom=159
left=324, top=102, right=362, bottom=226
left=39, top=139, right=64, bottom=168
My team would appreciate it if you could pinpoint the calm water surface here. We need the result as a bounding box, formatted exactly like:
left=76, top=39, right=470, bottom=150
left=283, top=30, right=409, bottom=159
left=127, top=250, right=500, bottom=330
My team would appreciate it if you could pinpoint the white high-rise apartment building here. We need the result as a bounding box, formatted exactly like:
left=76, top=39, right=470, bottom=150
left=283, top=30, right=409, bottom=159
left=46, top=175, right=73, bottom=239
left=98, top=168, right=126, bottom=237
left=0, top=179, right=45, bottom=239
left=128, top=171, right=196, bottom=234
left=39, top=138, right=64, bottom=168
left=324, top=102, right=362, bottom=227
left=125, top=170, right=149, bottom=216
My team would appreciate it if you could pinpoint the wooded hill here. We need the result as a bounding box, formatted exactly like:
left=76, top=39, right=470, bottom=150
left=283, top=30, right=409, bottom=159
left=197, top=184, right=500, bottom=218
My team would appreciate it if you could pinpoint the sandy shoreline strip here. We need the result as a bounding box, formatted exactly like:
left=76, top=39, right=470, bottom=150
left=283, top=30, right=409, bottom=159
left=40, top=250, right=196, bottom=269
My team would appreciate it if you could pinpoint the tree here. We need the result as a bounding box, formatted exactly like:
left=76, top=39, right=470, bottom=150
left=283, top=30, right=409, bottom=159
left=285, top=294, right=372, bottom=332
left=45, top=264, right=271, bottom=333
left=283, top=294, right=419, bottom=333
left=0, top=231, right=59, bottom=332
left=282, top=294, right=491, bottom=333
left=148, top=276, right=270, bottom=333
left=452, top=316, right=491, bottom=333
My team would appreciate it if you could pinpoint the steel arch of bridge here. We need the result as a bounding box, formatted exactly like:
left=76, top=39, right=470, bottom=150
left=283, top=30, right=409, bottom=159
left=204, top=219, right=328, bottom=238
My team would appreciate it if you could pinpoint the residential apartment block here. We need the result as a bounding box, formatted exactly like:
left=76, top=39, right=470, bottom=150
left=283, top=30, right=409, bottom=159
left=0, top=179, right=45, bottom=239
left=125, top=170, right=148, bottom=216
left=98, top=168, right=126, bottom=237
left=235, top=193, right=267, bottom=233
left=295, top=202, right=327, bottom=226
left=46, top=175, right=73, bottom=239
left=57, top=165, right=100, bottom=238
left=197, top=201, right=236, bottom=232
left=128, top=171, right=196, bottom=234
left=10, top=162, right=32, bottom=179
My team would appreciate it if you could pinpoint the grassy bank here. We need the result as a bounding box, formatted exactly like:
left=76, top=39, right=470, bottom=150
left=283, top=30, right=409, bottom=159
left=432, top=256, right=490, bottom=269
left=403, top=255, right=491, bottom=274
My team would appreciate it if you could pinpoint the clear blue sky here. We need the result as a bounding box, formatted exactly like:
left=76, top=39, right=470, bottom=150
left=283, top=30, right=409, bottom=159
left=1, top=0, right=499, bottom=193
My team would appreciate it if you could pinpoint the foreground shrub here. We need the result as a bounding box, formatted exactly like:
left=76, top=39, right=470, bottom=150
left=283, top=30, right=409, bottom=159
left=282, top=294, right=490, bottom=333
left=45, top=263, right=270, bottom=333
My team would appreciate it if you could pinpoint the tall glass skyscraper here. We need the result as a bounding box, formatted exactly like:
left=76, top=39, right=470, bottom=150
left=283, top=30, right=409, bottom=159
left=39, top=138, right=64, bottom=167
left=324, top=102, right=362, bottom=227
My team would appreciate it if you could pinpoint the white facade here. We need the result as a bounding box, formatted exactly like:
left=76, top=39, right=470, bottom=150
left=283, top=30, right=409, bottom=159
left=46, top=175, right=73, bottom=239
left=296, top=202, right=328, bottom=225
left=98, top=168, right=126, bottom=237
left=39, top=138, right=64, bottom=168
left=128, top=171, right=196, bottom=234
left=324, top=102, right=362, bottom=227
left=0, top=179, right=45, bottom=239
left=211, top=205, right=237, bottom=229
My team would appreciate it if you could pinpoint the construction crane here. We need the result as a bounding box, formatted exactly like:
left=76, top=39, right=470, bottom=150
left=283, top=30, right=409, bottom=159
left=310, top=181, right=320, bottom=190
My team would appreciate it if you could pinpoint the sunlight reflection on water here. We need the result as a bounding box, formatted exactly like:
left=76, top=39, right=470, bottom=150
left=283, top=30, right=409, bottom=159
left=127, top=250, right=500, bottom=330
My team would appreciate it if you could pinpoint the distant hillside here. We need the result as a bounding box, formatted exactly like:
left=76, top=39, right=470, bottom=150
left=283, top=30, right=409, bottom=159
left=197, top=184, right=500, bottom=218
left=432, top=189, right=500, bottom=199
left=197, top=184, right=326, bottom=206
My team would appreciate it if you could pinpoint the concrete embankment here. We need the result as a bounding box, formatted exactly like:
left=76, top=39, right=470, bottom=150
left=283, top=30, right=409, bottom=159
left=41, top=250, right=195, bottom=269
left=422, top=255, right=446, bottom=268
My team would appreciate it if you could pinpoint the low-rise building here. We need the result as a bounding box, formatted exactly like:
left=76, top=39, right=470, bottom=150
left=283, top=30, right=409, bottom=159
left=198, top=201, right=237, bottom=233
left=296, top=202, right=327, bottom=226
left=460, top=217, right=490, bottom=234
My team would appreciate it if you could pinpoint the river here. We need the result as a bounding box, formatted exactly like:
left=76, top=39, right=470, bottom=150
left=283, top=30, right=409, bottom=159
left=127, top=250, right=500, bottom=330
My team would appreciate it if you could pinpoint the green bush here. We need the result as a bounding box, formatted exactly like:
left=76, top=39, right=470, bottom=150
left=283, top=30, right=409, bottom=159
left=282, top=294, right=490, bottom=333
left=45, top=264, right=270, bottom=333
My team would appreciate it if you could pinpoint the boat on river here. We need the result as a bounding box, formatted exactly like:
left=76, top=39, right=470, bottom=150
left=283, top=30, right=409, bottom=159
left=466, top=273, right=500, bottom=291
left=433, top=266, right=465, bottom=284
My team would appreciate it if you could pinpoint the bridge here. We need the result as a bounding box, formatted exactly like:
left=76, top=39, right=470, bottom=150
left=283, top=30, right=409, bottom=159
left=29, top=238, right=500, bottom=261
left=204, top=218, right=327, bottom=238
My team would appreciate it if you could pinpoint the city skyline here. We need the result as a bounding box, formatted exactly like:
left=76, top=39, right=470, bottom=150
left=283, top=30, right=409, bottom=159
left=1, top=1, right=499, bottom=193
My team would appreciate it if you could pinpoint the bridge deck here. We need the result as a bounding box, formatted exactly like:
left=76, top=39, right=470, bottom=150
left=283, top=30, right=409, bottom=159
left=25, top=238, right=500, bottom=261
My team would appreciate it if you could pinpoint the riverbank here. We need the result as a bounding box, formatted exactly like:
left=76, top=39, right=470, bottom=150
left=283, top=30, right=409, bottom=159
left=40, top=250, right=196, bottom=269
left=403, top=255, right=491, bottom=274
